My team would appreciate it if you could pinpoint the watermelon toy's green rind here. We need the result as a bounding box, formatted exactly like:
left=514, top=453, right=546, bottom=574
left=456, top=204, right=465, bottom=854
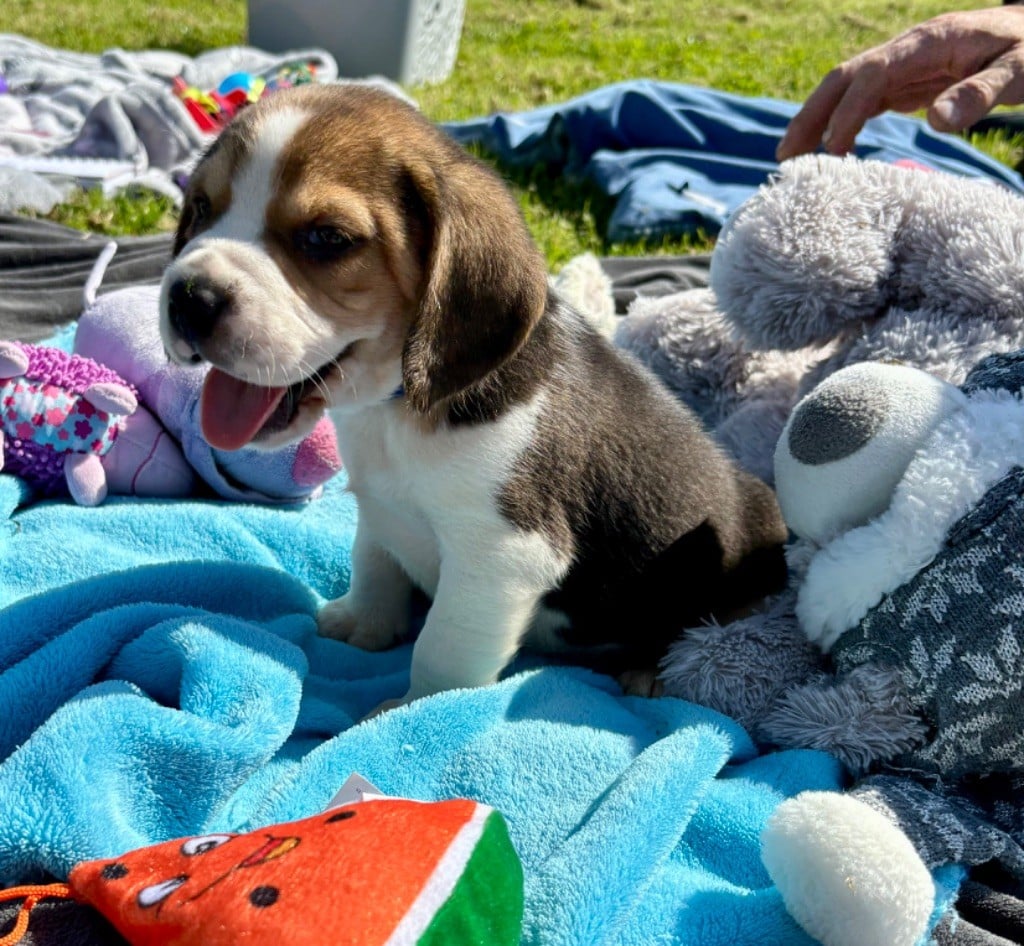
left=416, top=810, right=523, bottom=946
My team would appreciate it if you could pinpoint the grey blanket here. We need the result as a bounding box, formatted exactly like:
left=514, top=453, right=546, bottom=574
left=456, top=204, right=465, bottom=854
left=0, top=35, right=339, bottom=209
left=0, top=214, right=169, bottom=340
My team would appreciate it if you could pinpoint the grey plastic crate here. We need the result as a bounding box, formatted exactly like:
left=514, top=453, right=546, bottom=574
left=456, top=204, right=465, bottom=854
left=247, top=0, right=466, bottom=86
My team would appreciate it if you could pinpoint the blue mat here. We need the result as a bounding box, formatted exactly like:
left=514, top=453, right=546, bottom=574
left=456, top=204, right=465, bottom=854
left=443, top=80, right=1024, bottom=242
left=0, top=326, right=958, bottom=944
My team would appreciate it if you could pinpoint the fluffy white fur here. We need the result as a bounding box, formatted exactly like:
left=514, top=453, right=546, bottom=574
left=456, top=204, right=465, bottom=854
left=798, top=390, right=1024, bottom=651
left=550, top=252, right=617, bottom=340
left=325, top=390, right=572, bottom=700
left=761, top=792, right=935, bottom=946
left=775, top=362, right=967, bottom=546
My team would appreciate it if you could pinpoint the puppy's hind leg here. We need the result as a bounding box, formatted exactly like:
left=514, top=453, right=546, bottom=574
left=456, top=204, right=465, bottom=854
left=318, top=526, right=413, bottom=652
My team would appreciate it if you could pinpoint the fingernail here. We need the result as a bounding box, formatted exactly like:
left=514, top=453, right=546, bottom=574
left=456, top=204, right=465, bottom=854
left=821, top=125, right=833, bottom=149
left=932, top=97, right=960, bottom=128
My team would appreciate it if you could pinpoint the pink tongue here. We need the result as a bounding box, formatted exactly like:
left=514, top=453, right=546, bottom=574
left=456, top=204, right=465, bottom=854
left=200, top=367, right=288, bottom=451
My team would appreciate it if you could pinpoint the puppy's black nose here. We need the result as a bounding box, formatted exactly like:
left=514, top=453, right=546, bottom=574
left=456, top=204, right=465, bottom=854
left=166, top=275, right=229, bottom=356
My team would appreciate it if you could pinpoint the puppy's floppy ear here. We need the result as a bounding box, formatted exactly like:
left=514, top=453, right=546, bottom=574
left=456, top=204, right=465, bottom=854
left=400, top=154, right=549, bottom=414
left=172, top=201, right=196, bottom=258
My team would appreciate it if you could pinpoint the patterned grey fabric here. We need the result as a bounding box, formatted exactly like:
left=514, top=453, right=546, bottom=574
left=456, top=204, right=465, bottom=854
left=853, top=775, right=1024, bottom=877
left=963, top=349, right=1024, bottom=398
left=833, top=465, right=1024, bottom=782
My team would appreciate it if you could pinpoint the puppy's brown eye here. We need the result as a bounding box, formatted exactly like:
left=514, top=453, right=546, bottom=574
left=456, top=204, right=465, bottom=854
left=295, top=225, right=358, bottom=261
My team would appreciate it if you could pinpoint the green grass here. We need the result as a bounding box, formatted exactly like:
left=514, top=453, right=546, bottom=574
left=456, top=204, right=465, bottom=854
left=41, top=187, right=179, bottom=237
left=12, top=0, right=999, bottom=264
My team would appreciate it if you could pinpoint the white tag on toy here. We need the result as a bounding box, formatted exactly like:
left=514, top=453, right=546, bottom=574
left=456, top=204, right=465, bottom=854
left=326, top=772, right=387, bottom=809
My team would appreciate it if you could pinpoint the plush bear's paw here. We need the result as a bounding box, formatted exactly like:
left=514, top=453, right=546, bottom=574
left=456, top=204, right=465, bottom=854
left=317, top=594, right=405, bottom=651
left=761, top=791, right=934, bottom=946
left=0, top=341, right=29, bottom=378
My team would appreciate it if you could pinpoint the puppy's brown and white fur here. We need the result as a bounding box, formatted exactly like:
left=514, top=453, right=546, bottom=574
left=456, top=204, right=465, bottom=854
left=161, top=84, right=788, bottom=704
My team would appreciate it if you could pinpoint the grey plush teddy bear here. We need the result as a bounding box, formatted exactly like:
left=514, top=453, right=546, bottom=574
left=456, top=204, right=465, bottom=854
left=615, top=153, right=1024, bottom=484
left=605, top=154, right=1024, bottom=946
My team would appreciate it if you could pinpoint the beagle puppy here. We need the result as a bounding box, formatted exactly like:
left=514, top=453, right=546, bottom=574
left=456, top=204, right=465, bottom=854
left=160, top=84, right=788, bottom=705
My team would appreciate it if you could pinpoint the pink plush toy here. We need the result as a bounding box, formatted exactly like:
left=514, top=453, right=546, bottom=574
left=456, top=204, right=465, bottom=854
left=0, top=340, right=195, bottom=506
left=74, top=287, right=342, bottom=504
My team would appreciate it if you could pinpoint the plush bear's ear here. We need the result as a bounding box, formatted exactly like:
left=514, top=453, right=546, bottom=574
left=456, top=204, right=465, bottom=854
left=83, top=382, right=137, bottom=418
left=0, top=341, right=29, bottom=379
left=399, top=155, right=549, bottom=416
left=710, top=154, right=899, bottom=350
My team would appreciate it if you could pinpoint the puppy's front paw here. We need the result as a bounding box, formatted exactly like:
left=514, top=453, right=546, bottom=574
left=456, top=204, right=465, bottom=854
left=317, top=594, right=406, bottom=651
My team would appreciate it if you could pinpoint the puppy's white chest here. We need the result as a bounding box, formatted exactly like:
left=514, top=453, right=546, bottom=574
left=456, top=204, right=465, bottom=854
left=334, top=412, right=442, bottom=593
left=354, top=480, right=442, bottom=598
left=332, top=396, right=566, bottom=599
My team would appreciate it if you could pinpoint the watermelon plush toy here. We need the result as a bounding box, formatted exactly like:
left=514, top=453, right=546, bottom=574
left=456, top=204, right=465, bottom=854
left=0, top=797, right=523, bottom=946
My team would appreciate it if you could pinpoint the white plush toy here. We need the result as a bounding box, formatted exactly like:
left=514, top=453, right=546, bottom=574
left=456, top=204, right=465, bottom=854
left=675, top=354, right=1024, bottom=946
left=773, top=361, right=966, bottom=552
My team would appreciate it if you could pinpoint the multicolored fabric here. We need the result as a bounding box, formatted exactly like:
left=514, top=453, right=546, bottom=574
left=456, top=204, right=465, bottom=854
left=1, top=377, right=120, bottom=456
left=0, top=341, right=135, bottom=496
left=66, top=797, right=523, bottom=946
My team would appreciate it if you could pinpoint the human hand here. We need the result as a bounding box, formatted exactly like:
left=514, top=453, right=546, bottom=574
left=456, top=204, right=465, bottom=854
left=777, top=6, right=1024, bottom=160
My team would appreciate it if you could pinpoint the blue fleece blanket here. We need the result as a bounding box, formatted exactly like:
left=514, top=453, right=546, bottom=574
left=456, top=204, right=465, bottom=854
left=0, top=385, right=953, bottom=943
left=442, top=80, right=1024, bottom=242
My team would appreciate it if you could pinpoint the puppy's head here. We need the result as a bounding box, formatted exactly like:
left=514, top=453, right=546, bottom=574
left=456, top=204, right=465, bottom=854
left=161, top=84, right=547, bottom=450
